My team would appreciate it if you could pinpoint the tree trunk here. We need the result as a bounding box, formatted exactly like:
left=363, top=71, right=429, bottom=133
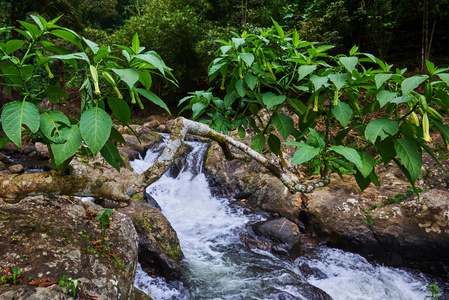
left=0, top=117, right=330, bottom=203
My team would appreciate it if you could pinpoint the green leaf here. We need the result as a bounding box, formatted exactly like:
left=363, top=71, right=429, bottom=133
left=354, top=170, right=372, bottom=191
left=51, top=29, right=83, bottom=49
left=0, top=136, right=11, bottom=149
left=40, top=110, right=70, bottom=143
left=331, top=101, right=353, bottom=127
left=328, top=74, right=348, bottom=90
left=51, top=125, right=82, bottom=166
left=310, top=75, right=328, bottom=91
left=224, top=91, right=236, bottom=108
left=438, top=73, right=449, bottom=86
left=392, top=158, right=420, bottom=196
left=272, top=18, right=284, bottom=38
left=431, top=119, right=449, bottom=143
left=83, top=37, right=99, bottom=54
left=112, top=68, right=139, bottom=89
left=272, top=113, right=294, bottom=140
left=375, top=74, right=392, bottom=89
left=44, top=85, right=68, bottom=104
left=110, top=127, right=126, bottom=144
left=134, top=88, right=170, bottom=114
left=5, top=40, right=25, bottom=55
left=339, top=57, right=358, bottom=74
left=376, top=90, right=398, bottom=108
left=291, top=144, right=320, bottom=165
left=268, top=134, right=281, bottom=155
left=132, top=33, right=140, bottom=54
left=235, top=79, right=247, bottom=97
left=1, top=101, right=40, bottom=148
left=245, top=72, right=258, bottom=90
left=375, top=138, right=396, bottom=164
left=329, top=145, right=363, bottom=169
left=394, top=139, right=422, bottom=181
left=108, top=97, right=130, bottom=124
left=191, top=102, right=207, bottom=120
left=251, top=134, right=266, bottom=153
left=262, top=92, right=286, bottom=109
left=239, top=53, right=254, bottom=66
left=401, top=75, right=428, bottom=95
left=139, top=71, right=152, bottom=90
left=232, top=38, right=245, bottom=49
left=358, top=151, right=375, bottom=178
left=135, top=52, right=166, bottom=75
left=208, top=62, right=226, bottom=76
left=308, top=128, right=325, bottom=149
left=100, top=140, right=123, bottom=172
left=365, top=118, right=399, bottom=143
left=50, top=52, right=89, bottom=63
left=298, top=65, right=317, bottom=81
left=80, top=107, right=112, bottom=155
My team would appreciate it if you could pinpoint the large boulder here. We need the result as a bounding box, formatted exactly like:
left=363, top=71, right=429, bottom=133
left=0, top=195, right=139, bottom=299
left=305, top=187, right=449, bottom=270
left=117, top=200, right=183, bottom=279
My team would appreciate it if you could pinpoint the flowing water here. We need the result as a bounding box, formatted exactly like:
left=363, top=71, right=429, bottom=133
left=130, top=138, right=438, bottom=300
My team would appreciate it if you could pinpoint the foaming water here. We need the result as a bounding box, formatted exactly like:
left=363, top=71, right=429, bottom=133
left=130, top=139, right=437, bottom=299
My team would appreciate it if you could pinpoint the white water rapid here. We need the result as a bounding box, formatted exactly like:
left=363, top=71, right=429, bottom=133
left=130, top=138, right=436, bottom=300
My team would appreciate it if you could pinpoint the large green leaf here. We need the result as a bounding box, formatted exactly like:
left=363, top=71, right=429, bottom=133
left=245, top=72, right=258, bottom=90
left=358, top=151, right=375, bottom=178
left=298, top=65, right=317, bottom=81
left=339, top=56, right=358, bottom=74
left=40, top=111, right=70, bottom=143
left=331, top=101, right=353, bottom=127
left=328, top=74, right=348, bottom=90
left=50, top=52, right=89, bottom=63
left=100, top=140, right=123, bottom=172
left=1, top=101, right=40, bottom=147
left=376, top=90, right=398, bottom=107
left=268, top=134, right=281, bottom=155
left=135, top=52, right=166, bottom=75
left=394, top=139, right=422, bottom=181
left=112, top=68, right=139, bottom=89
left=251, top=134, right=266, bottom=153
left=51, top=29, right=83, bottom=49
left=401, top=75, right=428, bottom=96
left=272, top=113, right=294, bottom=140
left=51, top=125, right=82, bottom=166
left=431, top=119, right=449, bottom=143
left=80, top=107, right=112, bottom=155
left=239, top=53, right=254, bottom=66
left=329, top=145, right=363, bottom=169
left=310, top=75, right=328, bottom=91
left=5, top=40, right=25, bottom=55
left=263, top=92, right=286, bottom=109
left=134, top=88, right=170, bottom=114
left=375, top=74, right=392, bottom=89
left=365, top=118, right=399, bottom=143
left=208, top=62, right=226, bottom=76
left=438, top=73, right=449, bottom=86
left=235, top=79, right=247, bottom=97
left=108, top=97, right=130, bottom=124
left=290, top=144, right=320, bottom=165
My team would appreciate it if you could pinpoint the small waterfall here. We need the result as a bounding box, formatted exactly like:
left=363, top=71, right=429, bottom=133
left=130, top=139, right=438, bottom=299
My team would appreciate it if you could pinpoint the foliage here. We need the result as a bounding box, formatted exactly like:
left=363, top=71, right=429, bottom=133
left=95, top=208, right=114, bottom=232
left=180, top=20, right=449, bottom=193
left=58, top=274, right=81, bottom=298
left=0, top=266, right=22, bottom=285
left=426, top=283, right=442, bottom=299
left=0, top=14, right=175, bottom=174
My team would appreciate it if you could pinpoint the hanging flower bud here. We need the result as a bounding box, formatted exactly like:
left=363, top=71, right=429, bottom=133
left=423, top=112, right=432, bottom=143
left=220, top=77, right=226, bottom=90
left=90, top=65, right=100, bottom=95
left=313, top=94, right=319, bottom=112
left=129, top=87, right=136, bottom=104
left=102, top=71, right=123, bottom=99
left=36, top=50, right=54, bottom=78
left=410, top=112, right=420, bottom=127
left=134, top=90, right=144, bottom=110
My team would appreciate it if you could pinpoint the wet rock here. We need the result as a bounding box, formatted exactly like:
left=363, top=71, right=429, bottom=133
left=0, top=195, right=138, bottom=300
left=117, top=200, right=183, bottom=279
left=1, top=142, right=21, bottom=155
left=118, top=147, right=141, bottom=161
left=253, top=218, right=301, bottom=259
left=0, top=152, right=9, bottom=163
left=23, top=144, right=35, bottom=155
left=144, top=192, right=162, bottom=211
left=134, top=286, right=153, bottom=300
left=34, top=142, right=50, bottom=159
left=370, top=189, right=449, bottom=266
left=0, top=161, right=5, bottom=171
left=8, top=164, right=24, bottom=174
left=123, top=134, right=146, bottom=154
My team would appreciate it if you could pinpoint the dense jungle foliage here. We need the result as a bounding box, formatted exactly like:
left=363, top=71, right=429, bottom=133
left=1, top=0, right=448, bottom=105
